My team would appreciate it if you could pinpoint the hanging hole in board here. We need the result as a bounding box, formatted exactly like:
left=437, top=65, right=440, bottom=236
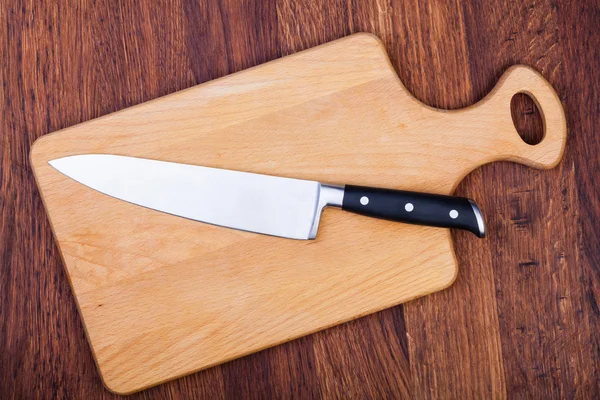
left=510, top=93, right=544, bottom=145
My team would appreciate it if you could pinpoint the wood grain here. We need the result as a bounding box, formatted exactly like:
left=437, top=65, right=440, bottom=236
left=30, top=34, right=565, bottom=393
left=1, top=0, right=598, bottom=398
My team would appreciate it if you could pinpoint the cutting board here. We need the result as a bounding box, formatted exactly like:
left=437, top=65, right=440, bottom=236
left=30, top=33, right=567, bottom=394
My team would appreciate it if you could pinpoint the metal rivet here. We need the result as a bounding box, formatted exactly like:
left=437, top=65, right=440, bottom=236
left=405, top=203, right=414, bottom=212
left=449, top=209, right=459, bottom=219
left=360, top=196, right=369, bottom=205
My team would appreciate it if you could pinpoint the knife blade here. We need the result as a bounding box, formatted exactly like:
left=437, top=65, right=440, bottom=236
left=48, top=155, right=485, bottom=239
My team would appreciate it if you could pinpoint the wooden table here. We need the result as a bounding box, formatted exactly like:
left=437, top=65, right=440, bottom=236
left=1, top=1, right=598, bottom=398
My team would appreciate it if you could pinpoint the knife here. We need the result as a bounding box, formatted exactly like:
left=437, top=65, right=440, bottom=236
left=48, top=155, right=485, bottom=239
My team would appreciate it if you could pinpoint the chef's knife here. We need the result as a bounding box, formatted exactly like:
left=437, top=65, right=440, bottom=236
left=48, top=155, right=485, bottom=239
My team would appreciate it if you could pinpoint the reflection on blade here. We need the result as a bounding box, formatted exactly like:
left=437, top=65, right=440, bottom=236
left=49, top=155, right=321, bottom=240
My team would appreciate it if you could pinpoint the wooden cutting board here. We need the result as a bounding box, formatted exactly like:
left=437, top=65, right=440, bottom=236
left=30, top=33, right=566, bottom=394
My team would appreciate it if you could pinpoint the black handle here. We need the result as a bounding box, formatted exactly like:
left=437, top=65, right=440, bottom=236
left=342, top=185, right=485, bottom=237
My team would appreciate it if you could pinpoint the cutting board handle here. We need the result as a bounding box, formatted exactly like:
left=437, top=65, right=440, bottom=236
left=484, top=65, right=567, bottom=169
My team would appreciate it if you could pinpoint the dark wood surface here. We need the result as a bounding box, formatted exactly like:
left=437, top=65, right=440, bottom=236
left=1, top=0, right=599, bottom=398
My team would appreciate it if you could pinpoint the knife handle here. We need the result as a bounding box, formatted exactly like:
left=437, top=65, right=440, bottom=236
left=341, top=185, right=485, bottom=237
